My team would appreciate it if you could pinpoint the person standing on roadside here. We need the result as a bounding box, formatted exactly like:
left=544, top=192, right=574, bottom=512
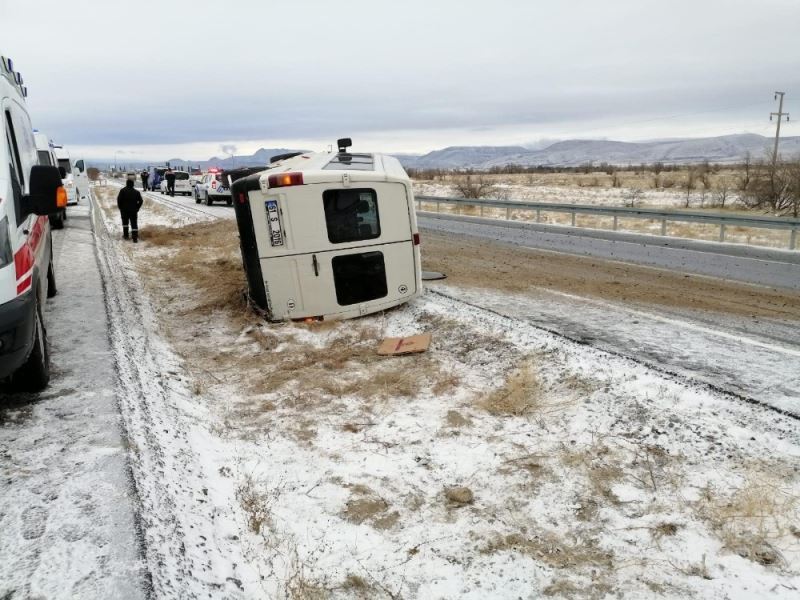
left=140, top=169, right=149, bottom=192
left=117, top=179, right=144, bottom=243
left=165, top=168, right=176, bottom=196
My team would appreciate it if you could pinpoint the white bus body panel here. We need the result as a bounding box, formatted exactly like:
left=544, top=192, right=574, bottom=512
left=241, top=157, right=422, bottom=321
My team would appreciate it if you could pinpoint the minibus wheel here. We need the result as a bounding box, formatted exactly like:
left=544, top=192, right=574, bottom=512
left=47, top=260, right=57, bottom=298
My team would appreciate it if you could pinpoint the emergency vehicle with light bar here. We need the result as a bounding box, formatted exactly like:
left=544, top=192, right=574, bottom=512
left=193, top=168, right=233, bottom=205
left=230, top=139, right=422, bottom=322
left=0, top=54, right=65, bottom=390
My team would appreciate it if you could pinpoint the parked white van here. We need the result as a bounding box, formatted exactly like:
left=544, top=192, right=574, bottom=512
left=34, top=131, right=67, bottom=228
left=53, top=145, right=88, bottom=204
left=1, top=54, right=64, bottom=390
left=230, top=140, right=422, bottom=322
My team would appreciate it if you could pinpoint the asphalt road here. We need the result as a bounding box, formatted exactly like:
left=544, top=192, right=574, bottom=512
left=419, top=212, right=800, bottom=290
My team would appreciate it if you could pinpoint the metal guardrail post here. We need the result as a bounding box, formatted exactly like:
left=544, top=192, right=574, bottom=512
left=506, top=207, right=511, bottom=220
left=613, top=215, right=618, bottom=231
left=719, top=224, right=726, bottom=242
left=480, top=204, right=485, bottom=217
left=660, top=219, right=667, bottom=236
left=571, top=212, right=576, bottom=226
left=436, top=201, right=441, bottom=213
left=536, top=209, right=541, bottom=223
left=791, top=228, right=797, bottom=250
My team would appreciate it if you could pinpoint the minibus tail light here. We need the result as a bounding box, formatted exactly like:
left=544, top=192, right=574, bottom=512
left=413, top=233, right=420, bottom=245
left=268, top=172, right=303, bottom=188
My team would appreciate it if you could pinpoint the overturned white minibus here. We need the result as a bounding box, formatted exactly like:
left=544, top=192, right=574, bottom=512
left=231, top=140, right=422, bottom=322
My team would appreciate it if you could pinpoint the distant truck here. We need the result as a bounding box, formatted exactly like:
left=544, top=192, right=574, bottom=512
left=52, top=145, right=88, bottom=204
left=33, top=132, right=67, bottom=228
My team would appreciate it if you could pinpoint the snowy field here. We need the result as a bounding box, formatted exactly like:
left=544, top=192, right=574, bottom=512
left=83, top=185, right=800, bottom=598
left=412, top=181, right=795, bottom=250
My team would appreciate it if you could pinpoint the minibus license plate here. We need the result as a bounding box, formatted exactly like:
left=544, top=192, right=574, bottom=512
left=265, top=200, right=284, bottom=246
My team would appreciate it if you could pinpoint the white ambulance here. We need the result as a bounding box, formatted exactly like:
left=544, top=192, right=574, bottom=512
left=53, top=145, right=88, bottom=204
left=1, top=54, right=65, bottom=390
left=34, top=131, right=67, bottom=228
left=231, top=140, right=422, bottom=322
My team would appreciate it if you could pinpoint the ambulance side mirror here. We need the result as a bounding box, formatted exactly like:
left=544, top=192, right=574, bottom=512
left=24, top=165, right=62, bottom=216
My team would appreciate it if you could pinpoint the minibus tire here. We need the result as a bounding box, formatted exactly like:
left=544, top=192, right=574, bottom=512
left=226, top=198, right=233, bottom=206
left=205, top=194, right=213, bottom=206
left=63, top=208, right=67, bottom=221
left=51, top=213, right=65, bottom=230
left=13, top=301, right=50, bottom=392
left=194, top=190, right=201, bottom=204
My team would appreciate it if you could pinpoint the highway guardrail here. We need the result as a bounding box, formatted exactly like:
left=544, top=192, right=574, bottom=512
left=415, top=195, right=800, bottom=250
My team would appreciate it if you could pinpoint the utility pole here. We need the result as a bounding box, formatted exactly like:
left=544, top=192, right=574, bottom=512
left=770, top=91, right=790, bottom=166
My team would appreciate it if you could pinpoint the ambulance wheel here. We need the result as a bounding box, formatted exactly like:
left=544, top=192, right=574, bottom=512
left=63, top=207, right=67, bottom=221
left=226, top=198, right=232, bottom=206
left=13, top=299, right=50, bottom=391
left=47, top=260, right=58, bottom=298
left=194, top=190, right=201, bottom=204
left=205, top=194, right=213, bottom=206
left=160, top=189, right=164, bottom=195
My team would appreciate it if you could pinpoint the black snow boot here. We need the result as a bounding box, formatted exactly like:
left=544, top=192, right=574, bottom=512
left=123, top=226, right=129, bottom=240
left=132, top=230, right=139, bottom=243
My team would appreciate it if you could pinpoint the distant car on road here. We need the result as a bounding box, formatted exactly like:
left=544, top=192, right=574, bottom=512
left=159, top=171, right=192, bottom=196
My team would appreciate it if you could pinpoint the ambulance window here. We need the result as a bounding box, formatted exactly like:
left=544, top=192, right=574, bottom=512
left=5, top=111, right=25, bottom=225
left=323, top=189, right=380, bottom=244
left=58, top=158, right=71, bottom=173
left=332, top=251, right=388, bottom=306
left=38, top=150, right=53, bottom=166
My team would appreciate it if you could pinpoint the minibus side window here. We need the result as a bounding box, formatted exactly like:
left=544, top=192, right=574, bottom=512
left=4, top=112, right=25, bottom=225
left=323, top=189, right=380, bottom=244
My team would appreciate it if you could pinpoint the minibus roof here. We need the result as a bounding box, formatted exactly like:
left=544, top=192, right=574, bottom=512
left=258, top=151, right=410, bottom=186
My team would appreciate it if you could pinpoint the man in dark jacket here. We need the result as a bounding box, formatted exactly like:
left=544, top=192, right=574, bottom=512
left=165, top=168, right=176, bottom=196
left=117, top=179, right=144, bottom=242
left=140, top=169, right=149, bottom=191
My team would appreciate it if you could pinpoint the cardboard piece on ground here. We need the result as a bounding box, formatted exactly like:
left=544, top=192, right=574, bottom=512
left=377, top=333, right=432, bottom=356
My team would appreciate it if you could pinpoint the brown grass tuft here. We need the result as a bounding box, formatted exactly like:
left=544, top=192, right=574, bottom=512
left=481, top=363, right=543, bottom=416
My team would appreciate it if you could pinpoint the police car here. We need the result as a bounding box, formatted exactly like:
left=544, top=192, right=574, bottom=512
left=1, top=54, right=64, bottom=390
left=193, top=168, right=232, bottom=205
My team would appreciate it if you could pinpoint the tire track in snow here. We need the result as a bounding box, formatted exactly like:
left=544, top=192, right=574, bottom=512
left=91, top=189, right=255, bottom=598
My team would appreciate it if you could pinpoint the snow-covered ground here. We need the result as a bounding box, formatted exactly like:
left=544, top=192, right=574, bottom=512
left=0, top=202, right=148, bottom=599
left=77, top=185, right=800, bottom=597
left=413, top=181, right=725, bottom=209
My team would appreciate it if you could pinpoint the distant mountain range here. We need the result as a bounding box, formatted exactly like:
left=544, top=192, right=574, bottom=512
left=101, top=134, right=800, bottom=172
left=396, top=134, right=800, bottom=170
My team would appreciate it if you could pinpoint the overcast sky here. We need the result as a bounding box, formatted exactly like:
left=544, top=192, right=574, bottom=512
left=3, top=0, right=799, bottom=160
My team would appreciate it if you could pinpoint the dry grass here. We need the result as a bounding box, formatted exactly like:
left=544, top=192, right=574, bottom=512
left=480, top=363, right=544, bottom=417
left=341, top=486, right=399, bottom=530
left=236, top=474, right=273, bottom=535
left=695, top=474, right=799, bottom=567
left=484, top=530, right=614, bottom=570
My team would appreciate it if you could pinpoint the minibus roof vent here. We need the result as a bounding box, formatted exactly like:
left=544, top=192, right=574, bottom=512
left=270, top=151, right=304, bottom=164
left=324, top=153, right=374, bottom=171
